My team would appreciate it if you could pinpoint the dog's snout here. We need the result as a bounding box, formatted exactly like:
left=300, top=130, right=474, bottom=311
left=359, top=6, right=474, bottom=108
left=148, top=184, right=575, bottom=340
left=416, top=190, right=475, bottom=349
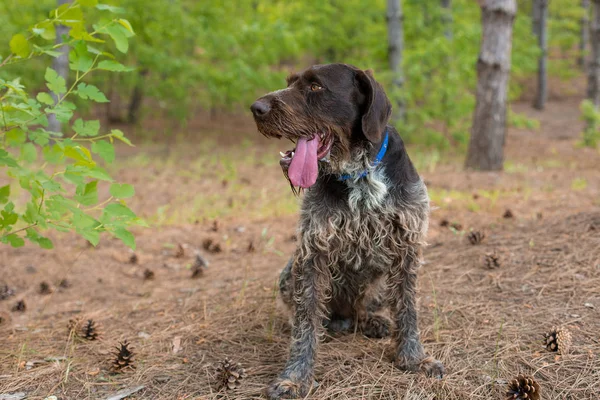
left=250, top=100, right=271, bottom=118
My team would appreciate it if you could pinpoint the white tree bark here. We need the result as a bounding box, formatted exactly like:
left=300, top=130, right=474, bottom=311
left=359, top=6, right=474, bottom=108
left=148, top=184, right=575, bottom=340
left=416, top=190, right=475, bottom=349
left=387, top=0, right=405, bottom=121
left=465, top=0, right=517, bottom=171
left=534, top=0, right=548, bottom=110
left=48, top=0, right=71, bottom=133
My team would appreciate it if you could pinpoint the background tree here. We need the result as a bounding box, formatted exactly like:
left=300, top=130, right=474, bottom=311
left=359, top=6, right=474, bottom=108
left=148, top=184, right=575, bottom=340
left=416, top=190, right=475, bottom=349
left=387, top=0, right=405, bottom=121
left=47, top=0, right=71, bottom=133
left=580, top=0, right=591, bottom=69
left=465, top=0, right=517, bottom=171
left=534, top=0, right=548, bottom=110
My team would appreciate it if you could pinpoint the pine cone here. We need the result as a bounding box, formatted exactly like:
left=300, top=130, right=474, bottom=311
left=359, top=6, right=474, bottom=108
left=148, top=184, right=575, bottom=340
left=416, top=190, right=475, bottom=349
left=39, top=281, right=53, bottom=295
left=81, top=319, right=102, bottom=340
left=191, top=252, right=209, bottom=278
left=467, top=230, right=485, bottom=245
left=129, top=251, right=138, bottom=264
left=143, top=269, right=155, bottom=281
left=174, top=243, right=185, bottom=258
left=12, top=300, right=26, bottom=312
left=484, top=251, right=501, bottom=269
left=112, top=340, right=135, bottom=371
left=506, top=374, right=540, bottom=400
left=215, top=358, right=246, bottom=390
left=544, top=326, right=572, bottom=355
left=202, top=238, right=222, bottom=254
left=0, top=284, right=15, bottom=300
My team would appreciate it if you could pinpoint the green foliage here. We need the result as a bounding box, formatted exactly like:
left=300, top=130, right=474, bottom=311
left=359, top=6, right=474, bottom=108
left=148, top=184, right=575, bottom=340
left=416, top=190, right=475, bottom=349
left=0, top=0, right=587, bottom=148
left=0, top=0, right=141, bottom=249
left=580, top=100, right=600, bottom=147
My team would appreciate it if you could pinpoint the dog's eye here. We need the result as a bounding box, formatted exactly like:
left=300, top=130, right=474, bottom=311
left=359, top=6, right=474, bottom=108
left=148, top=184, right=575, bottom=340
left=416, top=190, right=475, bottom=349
left=310, top=83, right=323, bottom=92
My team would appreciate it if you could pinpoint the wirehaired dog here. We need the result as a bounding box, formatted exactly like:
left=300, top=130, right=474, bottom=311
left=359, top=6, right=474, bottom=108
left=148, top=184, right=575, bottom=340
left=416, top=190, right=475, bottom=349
left=250, top=63, right=444, bottom=399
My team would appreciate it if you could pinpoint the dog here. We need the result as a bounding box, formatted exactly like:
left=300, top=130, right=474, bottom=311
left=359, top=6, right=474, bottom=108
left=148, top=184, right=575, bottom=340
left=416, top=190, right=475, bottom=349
left=250, top=64, right=444, bottom=399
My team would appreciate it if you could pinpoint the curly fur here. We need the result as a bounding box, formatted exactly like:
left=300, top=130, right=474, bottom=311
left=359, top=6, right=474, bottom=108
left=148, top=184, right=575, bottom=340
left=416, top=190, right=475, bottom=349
left=251, top=64, right=444, bottom=400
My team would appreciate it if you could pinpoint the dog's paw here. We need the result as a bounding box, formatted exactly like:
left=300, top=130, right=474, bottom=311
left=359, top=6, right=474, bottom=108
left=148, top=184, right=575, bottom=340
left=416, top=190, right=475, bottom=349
left=360, top=315, right=391, bottom=339
left=419, top=356, right=444, bottom=379
left=394, top=354, right=444, bottom=379
left=266, top=377, right=312, bottom=400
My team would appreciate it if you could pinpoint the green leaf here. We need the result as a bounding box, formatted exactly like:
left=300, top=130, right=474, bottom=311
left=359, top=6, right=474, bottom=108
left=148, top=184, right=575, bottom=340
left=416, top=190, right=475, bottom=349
left=111, top=129, right=133, bottom=146
left=95, top=4, right=125, bottom=13
left=37, top=92, right=55, bottom=105
left=73, top=118, right=100, bottom=137
left=0, top=185, right=10, bottom=204
left=117, top=19, right=134, bottom=34
left=43, top=144, right=63, bottom=163
left=10, top=34, right=30, bottom=58
left=103, top=203, right=136, bottom=219
left=50, top=100, right=76, bottom=123
left=1, top=209, right=19, bottom=227
left=33, top=21, right=56, bottom=41
left=4, top=234, right=25, bottom=248
left=0, top=150, right=19, bottom=167
left=21, top=143, right=37, bottom=163
left=45, top=67, right=66, bottom=94
left=91, top=140, right=115, bottom=163
left=75, top=83, right=108, bottom=103
left=25, top=229, right=53, bottom=249
left=113, top=227, right=135, bottom=249
left=97, top=60, right=134, bottom=72
left=79, top=0, right=98, bottom=6
left=6, top=129, right=27, bottom=146
left=68, top=42, right=94, bottom=71
left=75, top=181, right=98, bottom=206
left=105, top=25, right=128, bottom=53
left=109, top=183, right=134, bottom=199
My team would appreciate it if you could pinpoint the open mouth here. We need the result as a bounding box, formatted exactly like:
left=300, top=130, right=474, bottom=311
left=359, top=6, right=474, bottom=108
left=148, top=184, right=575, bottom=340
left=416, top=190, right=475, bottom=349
left=278, top=133, right=333, bottom=189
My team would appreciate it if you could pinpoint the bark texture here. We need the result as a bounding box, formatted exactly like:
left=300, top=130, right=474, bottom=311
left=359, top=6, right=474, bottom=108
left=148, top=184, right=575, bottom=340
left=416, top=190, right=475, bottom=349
left=588, top=0, right=600, bottom=107
left=465, top=0, right=517, bottom=171
left=48, top=0, right=71, bottom=133
left=387, top=0, right=405, bottom=121
left=580, top=0, right=591, bottom=69
left=534, top=0, right=548, bottom=110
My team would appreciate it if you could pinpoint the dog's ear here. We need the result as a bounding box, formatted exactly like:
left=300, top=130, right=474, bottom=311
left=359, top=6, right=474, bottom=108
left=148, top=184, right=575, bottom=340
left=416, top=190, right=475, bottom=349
left=355, top=69, right=392, bottom=143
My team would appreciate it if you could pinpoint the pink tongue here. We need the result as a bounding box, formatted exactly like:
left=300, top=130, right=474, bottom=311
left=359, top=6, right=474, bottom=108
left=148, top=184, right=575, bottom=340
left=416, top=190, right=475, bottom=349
left=288, top=136, right=320, bottom=188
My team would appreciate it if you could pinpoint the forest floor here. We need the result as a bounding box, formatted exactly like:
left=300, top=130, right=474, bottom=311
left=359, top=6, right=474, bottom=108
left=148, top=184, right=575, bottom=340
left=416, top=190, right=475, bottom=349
left=0, top=94, right=599, bottom=399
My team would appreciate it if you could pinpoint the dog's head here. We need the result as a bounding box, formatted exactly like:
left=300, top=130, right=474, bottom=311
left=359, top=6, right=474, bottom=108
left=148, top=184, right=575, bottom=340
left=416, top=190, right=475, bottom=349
left=250, top=64, right=391, bottom=190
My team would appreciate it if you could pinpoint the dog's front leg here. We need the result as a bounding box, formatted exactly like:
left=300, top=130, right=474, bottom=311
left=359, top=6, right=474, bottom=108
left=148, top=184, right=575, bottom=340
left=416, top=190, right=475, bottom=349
left=389, top=251, right=444, bottom=378
left=268, top=255, right=329, bottom=399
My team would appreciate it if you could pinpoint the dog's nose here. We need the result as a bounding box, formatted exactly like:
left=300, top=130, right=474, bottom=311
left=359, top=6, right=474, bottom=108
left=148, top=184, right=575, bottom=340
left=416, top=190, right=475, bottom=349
left=250, top=100, right=270, bottom=118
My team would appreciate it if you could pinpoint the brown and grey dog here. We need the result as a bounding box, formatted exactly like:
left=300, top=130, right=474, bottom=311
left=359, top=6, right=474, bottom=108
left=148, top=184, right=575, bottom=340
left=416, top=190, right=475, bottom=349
left=250, top=63, right=444, bottom=399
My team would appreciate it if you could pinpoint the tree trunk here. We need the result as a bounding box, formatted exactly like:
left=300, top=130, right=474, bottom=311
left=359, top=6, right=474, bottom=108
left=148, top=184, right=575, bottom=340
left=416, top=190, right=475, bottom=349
left=127, top=69, right=149, bottom=124
left=465, top=0, right=517, bottom=171
left=580, top=0, right=591, bottom=69
left=532, top=0, right=541, bottom=36
left=441, top=0, right=452, bottom=40
left=387, top=0, right=405, bottom=121
left=534, top=0, right=548, bottom=110
left=587, top=1, right=600, bottom=106
left=48, top=0, right=70, bottom=133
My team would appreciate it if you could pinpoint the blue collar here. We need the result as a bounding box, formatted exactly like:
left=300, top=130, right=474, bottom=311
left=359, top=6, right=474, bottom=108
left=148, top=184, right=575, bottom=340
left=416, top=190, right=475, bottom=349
left=338, top=130, right=389, bottom=182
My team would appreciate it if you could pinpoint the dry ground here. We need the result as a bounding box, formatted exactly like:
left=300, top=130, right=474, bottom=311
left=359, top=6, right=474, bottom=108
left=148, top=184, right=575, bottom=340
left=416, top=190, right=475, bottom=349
left=0, top=96, right=599, bottom=400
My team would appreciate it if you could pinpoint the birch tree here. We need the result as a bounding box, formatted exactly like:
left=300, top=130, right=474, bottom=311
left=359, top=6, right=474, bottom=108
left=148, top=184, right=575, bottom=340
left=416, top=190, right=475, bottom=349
left=387, top=0, right=405, bottom=121
left=534, top=0, right=548, bottom=110
left=465, top=0, right=517, bottom=171
left=48, top=0, right=70, bottom=133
